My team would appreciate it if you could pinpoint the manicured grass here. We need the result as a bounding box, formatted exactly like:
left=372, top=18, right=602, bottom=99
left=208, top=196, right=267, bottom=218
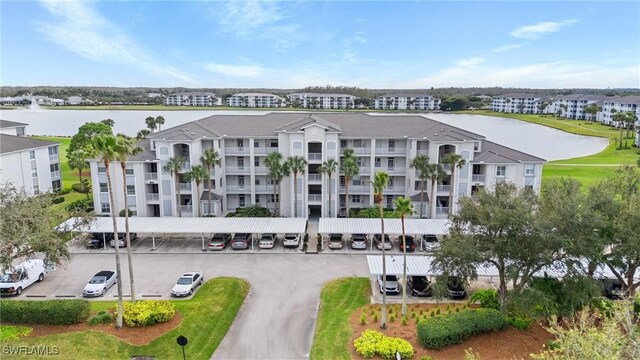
left=4, top=277, right=249, bottom=360
left=0, top=325, right=32, bottom=341
left=32, top=136, right=78, bottom=188
left=309, top=277, right=371, bottom=360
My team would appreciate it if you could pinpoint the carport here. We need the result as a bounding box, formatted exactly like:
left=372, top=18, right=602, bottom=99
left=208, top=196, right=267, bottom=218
left=318, top=218, right=450, bottom=251
left=59, top=217, right=308, bottom=251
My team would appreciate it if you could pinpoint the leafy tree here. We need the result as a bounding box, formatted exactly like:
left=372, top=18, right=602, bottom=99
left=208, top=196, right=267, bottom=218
left=441, top=153, right=466, bottom=217
left=425, top=163, right=446, bottom=219
left=184, top=165, right=208, bottom=217
left=265, top=152, right=288, bottom=217
left=440, top=97, right=468, bottom=111
left=285, top=156, right=307, bottom=217
left=163, top=157, right=187, bottom=217
left=233, top=204, right=272, bottom=217
left=69, top=121, right=113, bottom=153
left=410, top=155, right=429, bottom=217
left=583, top=103, right=602, bottom=122
left=136, top=129, right=150, bottom=140
left=341, top=148, right=359, bottom=218
left=394, top=196, right=414, bottom=317
left=372, top=171, right=390, bottom=329
left=67, top=147, right=93, bottom=194
left=145, top=116, right=157, bottom=133
left=155, top=115, right=165, bottom=131
left=100, top=119, right=115, bottom=127
left=200, top=148, right=221, bottom=216
left=319, top=159, right=338, bottom=217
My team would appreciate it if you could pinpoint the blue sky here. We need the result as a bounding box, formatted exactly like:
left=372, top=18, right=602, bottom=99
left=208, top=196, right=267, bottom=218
left=2, top=1, right=639, bottom=89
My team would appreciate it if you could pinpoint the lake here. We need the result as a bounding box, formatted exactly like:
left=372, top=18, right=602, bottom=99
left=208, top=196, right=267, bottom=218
left=0, top=108, right=608, bottom=161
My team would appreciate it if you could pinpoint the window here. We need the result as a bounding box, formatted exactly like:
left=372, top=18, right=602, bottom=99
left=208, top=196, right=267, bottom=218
left=525, top=164, right=535, bottom=176
left=98, top=166, right=106, bottom=174
left=29, top=150, right=36, bottom=160
left=353, top=176, right=361, bottom=186
left=51, top=180, right=61, bottom=191
left=101, top=202, right=110, bottom=213
left=100, top=182, right=108, bottom=192
left=388, top=140, right=395, bottom=150
left=255, top=195, right=260, bottom=203
left=327, top=141, right=336, bottom=150
left=352, top=195, right=361, bottom=203
left=496, top=166, right=506, bottom=177
left=375, top=157, right=381, bottom=167
left=16, top=127, right=25, bottom=136
left=239, top=194, right=246, bottom=207
left=125, top=167, right=134, bottom=175
left=340, top=140, right=347, bottom=149
left=340, top=176, right=345, bottom=186
left=386, top=195, right=393, bottom=208
left=270, top=140, right=278, bottom=148
left=238, top=157, right=245, bottom=169
left=127, top=185, right=135, bottom=195
left=389, top=177, right=394, bottom=187
left=159, top=147, right=169, bottom=155
left=270, top=194, right=279, bottom=203
left=48, top=147, right=58, bottom=155
left=388, top=158, right=395, bottom=170
left=33, top=185, right=39, bottom=195
left=293, top=141, right=302, bottom=150
left=254, top=158, right=260, bottom=167
left=415, top=181, right=422, bottom=190
left=237, top=139, right=244, bottom=149
left=50, top=163, right=59, bottom=172
left=254, top=140, right=260, bottom=148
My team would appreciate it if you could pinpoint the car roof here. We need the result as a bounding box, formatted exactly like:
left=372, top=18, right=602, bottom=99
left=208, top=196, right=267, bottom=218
left=94, top=271, right=114, bottom=277
left=182, top=272, right=200, bottom=276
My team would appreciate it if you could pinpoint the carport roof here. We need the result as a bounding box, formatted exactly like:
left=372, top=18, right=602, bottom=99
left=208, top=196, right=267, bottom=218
left=318, top=218, right=450, bottom=235
left=58, top=217, right=308, bottom=234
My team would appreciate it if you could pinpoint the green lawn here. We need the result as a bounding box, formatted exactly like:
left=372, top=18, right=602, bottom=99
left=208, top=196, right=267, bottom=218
left=32, top=136, right=78, bottom=188
left=309, top=277, right=371, bottom=360
left=5, top=277, right=249, bottom=360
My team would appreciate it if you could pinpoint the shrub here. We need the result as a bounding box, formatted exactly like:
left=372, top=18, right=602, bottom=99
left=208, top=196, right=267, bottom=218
left=417, top=308, right=506, bottom=349
left=51, top=196, right=65, bottom=204
left=0, top=300, right=90, bottom=325
left=389, top=314, right=396, bottom=322
left=121, top=300, right=175, bottom=327
left=65, top=198, right=93, bottom=212
left=507, top=315, right=532, bottom=330
left=469, top=289, right=500, bottom=310
left=354, top=330, right=384, bottom=358
left=373, top=313, right=378, bottom=322
left=71, top=182, right=90, bottom=194
left=411, top=312, right=416, bottom=318
left=0, top=325, right=32, bottom=341
left=88, top=311, right=113, bottom=326
left=354, top=330, right=414, bottom=359
left=57, top=187, right=72, bottom=195
left=360, top=312, right=367, bottom=325
left=401, top=316, right=408, bottom=326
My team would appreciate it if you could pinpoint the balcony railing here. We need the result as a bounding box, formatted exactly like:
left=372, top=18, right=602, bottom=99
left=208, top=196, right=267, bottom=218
left=386, top=167, right=406, bottom=174
left=145, top=172, right=158, bottom=181
left=375, top=147, right=407, bottom=155
left=224, top=147, right=249, bottom=155
left=254, top=166, right=268, bottom=175
left=254, top=185, right=272, bottom=193
left=226, top=185, right=248, bottom=192
left=50, top=170, right=61, bottom=179
left=226, top=167, right=251, bottom=174
left=178, top=183, right=192, bottom=191
left=435, top=207, right=449, bottom=214
left=386, top=186, right=406, bottom=194
left=253, top=147, right=278, bottom=155
left=308, top=194, right=322, bottom=202
left=146, top=193, right=160, bottom=201
left=358, top=166, right=371, bottom=174
left=308, top=174, right=322, bottom=182
left=49, top=154, right=59, bottom=163
left=416, top=149, right=429, bottom=156
left=341, top=147, right=370, bottom=155
left=339, top=185, right=369, bottom=194
left=437, top=184, right=451, bottom=192
left=308, top=153, right=322, bottom=161
left=472, top=174, right=486, bottom=182
left=179, top=205, right=193, bottom=214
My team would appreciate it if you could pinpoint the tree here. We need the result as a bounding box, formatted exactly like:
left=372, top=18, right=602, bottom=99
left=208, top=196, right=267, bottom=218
left=425, top=163, right=446, bottom=219
left=612, top=111, right=626, bottom=149
left=163, top=157, right=187, bottom=217
left=114, top=135, right=142, bottom=302
left=0, top=184, right=90, bottom=272
left=92, top=134, right=125, bottom=328
left=155, top=116, right=165, bottom=132
left=583, top=103, right=602, bottom=122
left=100, top=119, right=115, bottom=127
left=69, top=121, right=113, bottom=153
left=410, top=155, right=430, bottom=217
left=441, top=153, right=466, bottom=217
left=341, top=148, right=359, bottom=218
left=184, top=165, right=208, bottom=217
left=319, top=159, right=338, bottom=217
left=136, top=129, right=150, bottom=140
left=394, top=196, right=414, bottom=318
left=624, top=112, right=637, bottom=148
left=265, top=152, right=288, bottom=217
left=67, top=147, right=93, bottom=194
left=145, top=116, right=157, bottom=133
left=371, top=171, right=390, bottom=329
left=286, top=156, right=307, bottom=217
left=200, top=149, right=220, bottom=216
left=558, top=103, right=568, bottom=118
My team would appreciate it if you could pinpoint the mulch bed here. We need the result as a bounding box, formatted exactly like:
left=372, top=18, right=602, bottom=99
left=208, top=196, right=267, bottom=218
left=23, top=311, right=182, bottom=346
left=349, top=303, right=554, bottom=360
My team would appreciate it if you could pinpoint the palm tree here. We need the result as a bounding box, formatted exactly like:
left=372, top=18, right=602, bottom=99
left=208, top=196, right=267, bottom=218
left=425, top=163, right=446, bottom=219
left=67, top=147, right=92, bottom=194
left=441, top=153, right=466, bottom=217
left=136, top=129, right=150, bottom=140
left=163, top=157, right=187, bottom=217
left=612, top=111, right=627, bottom=149
left=372, top=171, right=390, bottom=329
left=114, top=135, right=142, bottom=302
left=265, top=152, right=286, bottom=216
left=200, top=149, right=221, bottom=216
left=155, top=116, right=165, bottom=132
left=184, top=165, right=208, bottom=217
left=92, top=134, right=125, bottom=329
left=286, top=156, right=307, bottom=217
left=624, top=112, right=638, bottom=148
left=394, top=196, right=414, bottom=318
left=341, top=148, right=359, bottom=218
left=410, top=155, right=430, bottom=217
left=319, top=159, right=338, bottom=217
left=145, top=116, right=157, bottom=133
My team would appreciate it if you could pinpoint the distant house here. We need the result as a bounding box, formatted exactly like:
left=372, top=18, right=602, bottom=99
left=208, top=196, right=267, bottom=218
left=226, top=93, right=284, bottom=108
left=287, top=93, right=355, bottom=109
left=147, top=93, right=165, bottom=98
left=0, top=97, right=31, bottom=106
left=165, top=92, right=221, bottom=106
left=67, top=96, right=94, bottom=105
left=0, top=119, right=27, bottom=136
left=373, top=94, right=440, bottom=110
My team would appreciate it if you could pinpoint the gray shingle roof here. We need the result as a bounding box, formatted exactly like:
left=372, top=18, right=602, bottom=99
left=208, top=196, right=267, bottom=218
left=378, top=94, right=436, bottom=98
left=288, top=93, right=355, bottom=98
left=553, top=94, right=607, bottom=101
left=129, top=139, right=157, bottom=161
left=200, top=191, right=222, bottom=201
left=409, top=192, right=430, bottom=202
left=0, top=119, right=28, bottom=129
left=274, top=114, right=342, bottom=133
left=473, top=140, right=545, bottom=163
left=601, top=95, right=640, bottom=105
left=0, top=134, right=59, bottom=155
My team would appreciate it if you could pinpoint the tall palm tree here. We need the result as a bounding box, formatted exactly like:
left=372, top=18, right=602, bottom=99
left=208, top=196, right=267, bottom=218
left=163, top=157, right=187, bottom=217
left=441, top=153, right=466, bottom=217
left=371, top=171, right=390, bottom=329
left=425, top=163, right=446, bottom=219
left=394, top=196, right=414, bottom=318
left=145, top=116, right=157, bottom=133
left=114, top=135, right=142, bottom=302
left=200, top=149, right=221, bottom=216
left=612, top=111, right=626, bottom=149
left=136, top=129, right=150, bottom=140
left=410, top=155, right=430, bottom=217
left=155, top=116, right=165, bottom=132
left=341, top=148, right=359, bottom=218
left=92, top=134, right=125, bottom=329
left=286, top=156, right=307, bottom=217
left=67, top=147, right=92, bottom=194
left=265, top=152, right=286, bottom=216
left=319, top=159, right=338, bottom=217
left=184, top=165, right=208, bottom=217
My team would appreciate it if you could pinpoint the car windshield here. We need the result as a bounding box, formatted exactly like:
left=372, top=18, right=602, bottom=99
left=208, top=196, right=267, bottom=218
left=330, top=234, right=342, bottom=240
left=0, top=273, right=18, bottom=283
left=424, top=235, right=437, bottom=243
left=284, top=234, right=297, bottom=239
left=89, top=276, right=106, bottom=284
left=412, top=277, right=427, bottom=286
left=177, top=277, right=193, bottom=285
left=211, top=237, right=224, bottom=242
left=381, top=275, right=398, bottom=281
left=261, top=236, right=272, bottom=240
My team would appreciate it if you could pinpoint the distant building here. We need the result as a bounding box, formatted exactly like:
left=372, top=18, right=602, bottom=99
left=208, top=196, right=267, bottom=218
left=597, top=95, right=640, bottom=126
left=67, top=96, right=94, bottom=105
left=374, top=94, right=440, bottom=110
left=547, top=94, right=606, bottom=120
left=0, top=97, right=31, bottom=106
left=287, top=93, right=355, bottom=109
left=226, top=93, right=284, bottom=108
left=165, top=92, right=221, bottom=106
left=0, top=120, right=61, bottom=195
left=490, top=94, right=542, bottom=114
left=147, top=93, right=165, bottom=98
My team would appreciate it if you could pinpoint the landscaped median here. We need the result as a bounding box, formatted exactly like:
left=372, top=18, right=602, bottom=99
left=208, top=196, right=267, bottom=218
left=1, top=277, right=249, bottom=359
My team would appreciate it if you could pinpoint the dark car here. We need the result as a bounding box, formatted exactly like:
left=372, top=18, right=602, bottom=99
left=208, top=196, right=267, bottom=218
left=407, top=275, right=433, bottom=297
left=398, top=235, right=416, bottom=253
left=374, top=234, right=392, bottom=250
left=87, top=233, right=114, bottom=249
left=337, top=208, right=348, bottom=218
left=446, top=276, right=467, bottom=299
left=602, top=279, right=625, bottom=299
left=231, top=233, right=251, bottom=250
left=208, top=233, right=232, bottom=251
left=351, top=234, right=368, bottom=250
left=328, top=233, right=344, bottom=249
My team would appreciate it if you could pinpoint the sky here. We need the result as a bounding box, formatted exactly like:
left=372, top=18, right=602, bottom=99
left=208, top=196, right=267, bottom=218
left=1, top=0, right=639, bottom=89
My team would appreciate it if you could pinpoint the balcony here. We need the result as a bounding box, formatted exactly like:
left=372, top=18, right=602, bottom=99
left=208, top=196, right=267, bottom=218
left=145, top=172, right=158, bottom=182
left=386, top=186, right=406, bottom=195
left=308, top=153, right=322, bottom=162
left=49, top=154, right=59, bottom=163
left=224, top=147, right=249, bottom=155
left=50, top=170, right=61, bottom=179
left=385, top=167, right=406, bottom=175
left=178, top=183, right=192, bottom=192
left=435, top=207, right=449, bottom=215
left=416, top=149, right=429, bottom=156
left=179, top=205, right=193, bottom=215
left=226, top=167, right=251, bottom=175
left=254, top=166, right=268, bottom=175
left=145, top=193, right=160, bottom=202
left=472, top=174, right=486, bottom=183
left=358, top=166, right=371, bottom=174
left=341, top=147, right=370, bottom=155
left=254, top=185, right=272, bottom=193
left=226, top=185, right=249, bottom=192
left=437, top=185, right=451, bottom=192
left=339, top=184, right=370, bottom=194
left=253, top=147, right=278, bottom=155
left=308, top=194, right=322, bottom=203
left=308, top=174, right=322, bottom=182
left=375, top=147, right=407, bottom=155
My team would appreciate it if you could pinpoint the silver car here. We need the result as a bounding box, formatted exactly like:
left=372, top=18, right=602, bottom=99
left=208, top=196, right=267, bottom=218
left=351, top=234, right=368, bottom=250
left=83, top=271, right=117, bottom=297
left=283, top=233, right=300, bottom=248
left=259, top=233, right=276, bottom=249
left=377, top=274, right=400, bottom=295
left=171, top=271, right=204, bottom=297
left=422, top=235, right=440, bottom=252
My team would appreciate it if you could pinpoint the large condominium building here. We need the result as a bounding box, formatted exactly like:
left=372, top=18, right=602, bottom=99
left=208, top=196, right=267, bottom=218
left=490, top=94, right=543, bottom=114
left=597, top=96, right=640, bottom=126
left=547, top=94, right=605, bottom=120
left=287, top=93, right=356, bottom=109
left=226, top=93, right=285, bottom=108
left=374, top=94, right=440, bottom=111
left=165, top=92, right=221, bottom=106
left=89, top=113, right=545, bottom=219
left=0, top=120, right=62, bottom=195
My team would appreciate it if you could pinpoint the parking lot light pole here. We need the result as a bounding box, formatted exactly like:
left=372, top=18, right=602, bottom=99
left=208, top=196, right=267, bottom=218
left=102, top=233, right=106, bottom=250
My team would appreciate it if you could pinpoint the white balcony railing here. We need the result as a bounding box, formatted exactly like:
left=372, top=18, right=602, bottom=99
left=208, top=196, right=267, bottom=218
left=339, top=185, right=369, bottom=194
left=146, top=193, right=160, bottom=201
left=226, top=185, right=248, bottom=192
left=253, top=147, right=278, bottom=155
left=416, top=149, right=429, bottom=156
left=308, top=153, right=322, bottom=161
left=178, top=183, right=192, bottom=191
left=376, top=147, right=407, bottom=155
left=49, top=154, right=59, bottom=163
left=472, top=174, right=486, bottom=182
left=224, top=147, right=249, bottom=155
left=308, top=174, right=322, bottom=182
left=254, top=166, right=268, bottom=175
left=437, top=185, right=451, bottom=192
left=50, top=170, right=61, bottom=179
left=179, top=205, right=193, bottom=214
left=436, top=207, right=449, bottom=214
left=254, top=185, right=272, bottom=193
left=386, top=167, right=406, bottom=174
left=226, top=167, right=251, bottom=174
left=145, top=172, right=158, bottom=181
left=386, top=186, right=406, bottom=194
left=358, top=166, right=371, bottom=174
left=341, top=147, right=370, bottom=155
left=308, top=194, right=322, bottom=202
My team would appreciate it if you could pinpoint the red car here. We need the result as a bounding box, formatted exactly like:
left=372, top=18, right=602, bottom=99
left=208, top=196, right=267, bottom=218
left=398, top=235, right=416, bottom=253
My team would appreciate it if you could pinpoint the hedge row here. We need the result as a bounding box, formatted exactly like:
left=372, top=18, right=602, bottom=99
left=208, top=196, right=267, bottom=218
left=0, top=300, right=90, bottom=325
left=121, top=300, right=175, bottom=327
left=353, top=330, right=414, bottom=359
left=417, top=308, right=506, bottom=349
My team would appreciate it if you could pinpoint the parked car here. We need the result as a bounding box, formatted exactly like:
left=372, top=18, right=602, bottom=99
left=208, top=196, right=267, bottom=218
left=283, top=233, right=300, bottom=248
left=351, top=234, right=368, bottom=250
left=376, top=274, right=400, bottom=295
left=421, top=234, right=440, bottom=251
left=87, top=233, right=114, bottom=249
left=374, top=234, right=393, bottom=250
left=398, top=235, right=416, bottom=253
left=83, top=271, right=117, bottom=297
left=259, top=233, right=276, bottom=249
left=171, top=271, right=204, bottom=297
left=110, top=233, right=138, bottom=248
left=407, top=275, right=433, bottom=297
left=231, top=233, right=252, bottom=250
left=337, top=208, right=347, bottom=218
left=446, top=276, right=467, bottom=299
left=602, top=279, right=625, bottom=299
left=0, top=259, right=46, bottom=296
left=328, top=233, right=344, bottom=249
left=208, top=233, right=231, bottom=251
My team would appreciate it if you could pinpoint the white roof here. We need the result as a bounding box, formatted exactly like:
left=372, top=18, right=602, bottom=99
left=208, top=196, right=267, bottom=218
left=319, top=218, right=450, bottom=235
left=58, top=217, right=307, bottom=234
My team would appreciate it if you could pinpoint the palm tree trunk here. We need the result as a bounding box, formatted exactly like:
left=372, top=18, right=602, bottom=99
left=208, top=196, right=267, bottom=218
left=196, top=182, right=201, bottom=217
left=105, top=162, right=124, bottom=328
left=401, top=215, right=407, bottom=317
left=175, top=171, right=181, bottom=217
left=419, top=181, right=425, bottom=218
left=120, top=162, right=136, bottom=303
left=293, top=173, right=298, bottom=217
left=207, top=165, right=212, bottom=216
left=273, top=178, right=278, bottom=217
left=379, top=202, right=387, bottom=329
left=345, top=176, right=350, bottom=218
left=328, top=174, right=332, bottom=217
left=277, top=180, right=282, bottom=217
left=430, top=178, right=437, bottom=219
left=448, top=168, right=455, bottom=217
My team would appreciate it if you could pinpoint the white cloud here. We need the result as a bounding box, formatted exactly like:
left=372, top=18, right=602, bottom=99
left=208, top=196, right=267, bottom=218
left=203, top=63, right=265, bottom=78
left=510, top=19, right=578, bottom=40
left=353, top=31, right=367, bottom=43
left=492, top=43, right=525, bottom=53
left=37, top=0, right=195, bottom=84
left=455, top=57, right=485, bottom=67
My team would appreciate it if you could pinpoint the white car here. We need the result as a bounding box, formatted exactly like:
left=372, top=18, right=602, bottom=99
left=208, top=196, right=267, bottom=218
left=377, top=274, right=400, bottom=295
left=283, top=233, right=300, bottom=248
left=110, top=233, right=138, bottom=248
left=83, top=271, right=117, bottom=297
left=171, top=271, right=204, bottom=297
left=0, top=259, right=46, bottom=296
left=259, top=233, right=276, bottom=249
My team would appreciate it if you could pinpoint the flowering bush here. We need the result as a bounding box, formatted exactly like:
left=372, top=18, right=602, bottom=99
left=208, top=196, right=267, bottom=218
left=122, top=300, right=175, bottom=327
left=353, top=329, right=414, bottom=359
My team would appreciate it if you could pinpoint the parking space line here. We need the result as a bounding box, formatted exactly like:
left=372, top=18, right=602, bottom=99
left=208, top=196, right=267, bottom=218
left=54, top=294, right=77, bottom=298
left=141, top=294, right=162, bottom=298
left=26, top=294, right=47, bottom=298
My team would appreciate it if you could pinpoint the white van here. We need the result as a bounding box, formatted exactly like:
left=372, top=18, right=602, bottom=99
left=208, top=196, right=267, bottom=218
left=0, top=259, right=46, bottom=296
